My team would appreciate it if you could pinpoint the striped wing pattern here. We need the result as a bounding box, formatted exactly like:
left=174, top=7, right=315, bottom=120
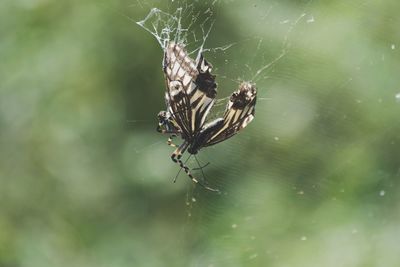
left=158, top=42, right=257, bottom=192
left=163, top=43, right=217, bottom=138
left=187, top=82, right=256, bottom=151
left=204, top=82, right=256, bottom=146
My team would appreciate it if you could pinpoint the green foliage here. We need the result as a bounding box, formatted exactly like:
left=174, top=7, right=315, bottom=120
left=1, top=0, right=400, bottom=266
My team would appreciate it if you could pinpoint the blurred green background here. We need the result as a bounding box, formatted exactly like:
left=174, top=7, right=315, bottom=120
left=1, top=0, right=400, bottom=266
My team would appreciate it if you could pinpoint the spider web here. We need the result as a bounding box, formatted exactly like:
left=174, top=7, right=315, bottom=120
left=134, top=0, right=305, bottom=174
left=136, top=1, right=221, bottom=61
left=131, top=0, right=400, bottom=266
left=3, top=0, right=400, bottom=266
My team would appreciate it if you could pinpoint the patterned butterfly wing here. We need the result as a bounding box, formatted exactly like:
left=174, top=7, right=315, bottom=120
left=163, top=42, right=217, bottom=139
left=190, top=82, right=256, bottom=150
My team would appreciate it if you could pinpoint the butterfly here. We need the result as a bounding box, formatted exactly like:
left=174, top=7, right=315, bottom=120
left=157, top=42, right=257, bottom=192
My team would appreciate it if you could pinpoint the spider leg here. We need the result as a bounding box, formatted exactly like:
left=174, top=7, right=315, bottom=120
left=157, top=127, right=180, bottom=148
left=173, top=155, right=190, bottom=183
left=157, top=128, right=180, bottom=148
left=192, top=161, right=210, bottom=171
left=167, top=135, right=179, bottom=148
left=171, top=142, right=219, bottom=193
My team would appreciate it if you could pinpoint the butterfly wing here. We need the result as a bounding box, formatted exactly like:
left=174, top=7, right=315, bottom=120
left=163, top=43, right=217, bottom=138
left=156, top=110, right=182, bottom=134
left=195, top=82, right=256, bottom=148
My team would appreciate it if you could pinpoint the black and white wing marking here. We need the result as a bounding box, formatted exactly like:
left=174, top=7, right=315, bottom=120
left=156, top=110, right=182, bottom=135
left=163, top=42, right=217, bottom=138
left=194, top=82, right=256, bottom=148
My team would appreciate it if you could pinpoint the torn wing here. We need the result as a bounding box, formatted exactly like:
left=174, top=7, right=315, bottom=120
left=198, top=82, right=257, bottom=147
left=163, top=42, right=217, bottom=138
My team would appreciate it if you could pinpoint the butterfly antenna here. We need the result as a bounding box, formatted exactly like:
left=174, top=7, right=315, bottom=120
left=174, top=154, right=192, bottom=183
